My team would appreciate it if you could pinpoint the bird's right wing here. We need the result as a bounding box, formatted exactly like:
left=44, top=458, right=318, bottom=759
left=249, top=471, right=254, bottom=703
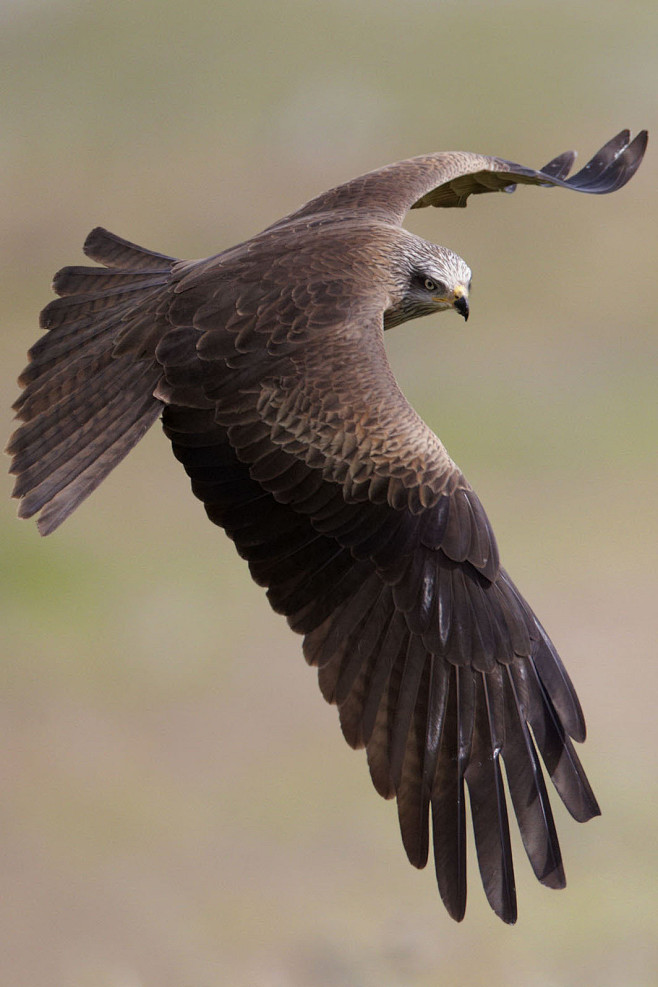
left=156, top=292, right=598, bottom=923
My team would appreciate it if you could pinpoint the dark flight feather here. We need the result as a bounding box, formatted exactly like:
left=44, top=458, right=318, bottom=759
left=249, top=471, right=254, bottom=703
left=8, top=129, right=645, bottom=920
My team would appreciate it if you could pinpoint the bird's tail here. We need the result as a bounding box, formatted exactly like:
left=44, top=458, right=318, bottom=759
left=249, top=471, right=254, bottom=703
left=7, top=227, right=177, bottom=535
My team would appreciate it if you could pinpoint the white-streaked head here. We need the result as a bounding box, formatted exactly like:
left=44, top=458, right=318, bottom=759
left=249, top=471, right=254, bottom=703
left=386, top=238, right=472, bottom=329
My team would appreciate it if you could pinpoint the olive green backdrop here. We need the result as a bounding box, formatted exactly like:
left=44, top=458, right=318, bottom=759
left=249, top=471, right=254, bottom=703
left=1, top=1, right=656, bottom=985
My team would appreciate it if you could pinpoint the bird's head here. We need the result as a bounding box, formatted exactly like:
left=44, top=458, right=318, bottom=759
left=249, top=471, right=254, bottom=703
left=385, top=239, right=472, bottom=329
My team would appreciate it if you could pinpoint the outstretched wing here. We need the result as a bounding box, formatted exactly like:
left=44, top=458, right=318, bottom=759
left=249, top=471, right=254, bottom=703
left=12, top=117, right=635, bottom=917
left=279, top=129, right=647, bottom=227
left=155, top=272, right=599, bottom=922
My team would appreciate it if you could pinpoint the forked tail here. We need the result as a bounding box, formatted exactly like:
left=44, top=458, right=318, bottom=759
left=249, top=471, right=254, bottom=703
left=7, top=228, right=177, bottom=534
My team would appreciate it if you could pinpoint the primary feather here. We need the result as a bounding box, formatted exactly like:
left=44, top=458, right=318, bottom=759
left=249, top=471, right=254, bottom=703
left=9, top=129, right=647, bottom=920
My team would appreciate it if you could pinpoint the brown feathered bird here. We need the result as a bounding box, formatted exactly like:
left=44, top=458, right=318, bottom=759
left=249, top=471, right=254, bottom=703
left=8, top=129, right=647, bottom=923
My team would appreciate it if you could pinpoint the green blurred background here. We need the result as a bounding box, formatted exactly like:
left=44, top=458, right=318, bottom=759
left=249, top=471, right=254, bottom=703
left=1, top=1, right=656, bottom=985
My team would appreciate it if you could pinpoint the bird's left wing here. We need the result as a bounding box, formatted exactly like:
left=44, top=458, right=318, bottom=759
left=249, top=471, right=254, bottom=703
left=276, top=129, right=647, bottom=227
left=157, top=292, right=598, bottom=923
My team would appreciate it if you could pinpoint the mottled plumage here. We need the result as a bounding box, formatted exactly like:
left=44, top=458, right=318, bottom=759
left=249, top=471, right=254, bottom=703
left=8, top=129, right=648, bottom=922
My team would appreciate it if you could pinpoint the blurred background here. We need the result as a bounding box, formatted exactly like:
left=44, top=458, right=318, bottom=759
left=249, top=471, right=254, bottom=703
left=1, top=1, right=656, bottom=985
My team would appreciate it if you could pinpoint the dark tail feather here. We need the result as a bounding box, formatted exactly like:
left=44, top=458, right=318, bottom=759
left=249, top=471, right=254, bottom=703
left=83, top=226, right=176, bottom=271
left=8, top=229, right=177, bottom=534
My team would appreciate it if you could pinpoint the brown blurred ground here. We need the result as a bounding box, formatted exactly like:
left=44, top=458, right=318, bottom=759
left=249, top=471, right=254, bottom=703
left=1, top=2, right=657, bottom=985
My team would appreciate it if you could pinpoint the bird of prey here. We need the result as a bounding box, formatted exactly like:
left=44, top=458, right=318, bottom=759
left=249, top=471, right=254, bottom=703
left=8, top=129, right=647, bottom=923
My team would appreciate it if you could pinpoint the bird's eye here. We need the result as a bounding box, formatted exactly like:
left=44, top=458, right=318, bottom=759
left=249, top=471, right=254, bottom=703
left=424, top=278, right=437, bottom=291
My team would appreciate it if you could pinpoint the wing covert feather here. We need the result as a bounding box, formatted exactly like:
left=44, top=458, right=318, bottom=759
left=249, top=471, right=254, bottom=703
left=10, top=128, right=633, bottom=921
left=161, top=390, right=600, bottom=923
left=276, top=130, right=647, bottom=227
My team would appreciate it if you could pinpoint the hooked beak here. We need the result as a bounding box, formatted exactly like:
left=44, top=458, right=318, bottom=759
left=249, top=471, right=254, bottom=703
left=453, top=294, right=469, bottom=321
left=430, top=283, right=470, bottom=320
left=452, top=285, right=469, bottom=321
